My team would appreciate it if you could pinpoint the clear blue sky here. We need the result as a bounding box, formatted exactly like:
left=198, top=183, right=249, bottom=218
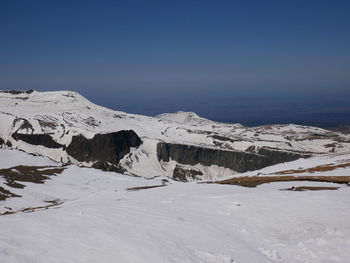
left=1, top=0, right=350, bottom=126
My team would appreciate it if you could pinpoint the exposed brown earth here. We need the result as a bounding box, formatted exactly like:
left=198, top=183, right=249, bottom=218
left=127, top=184, right=166, bottom=191
left=274, top=162, right=350, bottom=175
left=0, top=165, right=65, bottom=189
left=0, top=186, right=20, bottom=201
left=0, top=199, right=63, bottom=216
left=173, top=165, right=203, bottom=181
left=215, top=175, right=350, bottom=188
left=282, top=186, right=340, bottom=191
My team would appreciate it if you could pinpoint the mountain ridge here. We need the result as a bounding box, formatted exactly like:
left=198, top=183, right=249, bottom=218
left=1, top=89, right=349, bottom=180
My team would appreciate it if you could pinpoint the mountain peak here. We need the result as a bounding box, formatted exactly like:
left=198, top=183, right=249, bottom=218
left=155, top=111, right=213, bottom=125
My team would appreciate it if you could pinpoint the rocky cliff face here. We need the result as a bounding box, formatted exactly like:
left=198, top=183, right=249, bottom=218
left=12, top=133, right=64, bottom=149
left=1, top=90, right=349, bottom=180
left=157, top=142, right=309, bottom=173
left=10, top=127, right=142, bottom=170
left=66, top=130, right=142, bottom=164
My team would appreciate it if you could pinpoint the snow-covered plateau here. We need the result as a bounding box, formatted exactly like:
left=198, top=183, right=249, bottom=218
left=1, top=89, right=350, bottom=180
left=0, top=90, right=350, bottom=262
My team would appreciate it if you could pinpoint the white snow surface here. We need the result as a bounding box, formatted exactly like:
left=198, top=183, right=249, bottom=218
left=0, top=148, right=58, bottom=169
left=1, top=90, right=350, bottom=180
left=1, top=149, right=350, bottom=263
left=215, top=152, right=350, bottom=180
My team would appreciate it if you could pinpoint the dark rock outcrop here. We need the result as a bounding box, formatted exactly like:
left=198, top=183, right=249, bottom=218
left=210, top=135, right=236, bottom=143
left=173, top=165, right=203, bottom=181
left=66, top=130, right=142, bottom=164
left=91, top=161, right=126, bottom=173
left=0, top=89, right=33, bottom=95
left=0, top=137, right=12, bottom=148
left=256, top=147, right=310, bottom=165
left=12, top=133, right=64, bottom=149
left=0, top=165, right=64, bottom=189
left=0, top=186, right=20, bottom=201
left=13, top=118, right=34, bottom=133
left=157, top=142, right=310, bottom=173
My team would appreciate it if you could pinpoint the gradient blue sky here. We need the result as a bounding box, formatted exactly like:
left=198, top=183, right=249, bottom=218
left=1, top=0, right=350, bottom=126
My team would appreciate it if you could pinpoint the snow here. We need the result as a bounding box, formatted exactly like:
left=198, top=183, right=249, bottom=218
left=0, top=148, right=58, bottom=169
left=1, top=149, right=350, bottom=263
left=215, top=152, right=350, bottom=180
left=156, top=111, right=221, bottom=126
left=1, top=90, right=350, bottom=179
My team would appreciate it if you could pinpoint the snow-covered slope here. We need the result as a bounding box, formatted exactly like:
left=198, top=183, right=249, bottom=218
left=1, top=148, right=350, bottom=263
left=1, top=90, right=350, bottom=180
left=156, top=111, right=225, bottom=126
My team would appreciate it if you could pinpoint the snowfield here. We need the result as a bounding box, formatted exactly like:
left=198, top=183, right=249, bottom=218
left=1, top=90, right=350, bottom=262
left=1, top=90, right=350, bottom=180
left=1, top=149, right=350, bottom=263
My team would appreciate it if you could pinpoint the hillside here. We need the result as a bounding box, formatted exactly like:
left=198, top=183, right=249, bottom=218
left=0, top=149, right=349, bottom=262
left=1, top=90, right=350, bottom=180
left=1, top=90, right=350, bottom=262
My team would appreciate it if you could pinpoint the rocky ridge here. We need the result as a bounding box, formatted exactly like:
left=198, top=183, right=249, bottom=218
left=1, top=89, right=350, bottom=180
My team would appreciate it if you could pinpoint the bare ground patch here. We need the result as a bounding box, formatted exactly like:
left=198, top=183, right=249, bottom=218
left=0, top=165, right=65, bottom=201
left=0, top=186, right=20, bottom=201
left=127, top=184, right=166, bottom=191
left=214, top=175, right=350, bottom=188
left=281, top=186, right=340, bottom=191
left=0, top=199, right=63, bottom=216
left=274, top=162, right=350, bottom=175
left=0, top=165, right=65, bottom=189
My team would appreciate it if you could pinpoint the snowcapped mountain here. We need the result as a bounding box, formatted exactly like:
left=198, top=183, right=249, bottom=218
left=1, top=143, right=350, bottom=263
left=1, top=89, right=350, bottom=180
left=1, top=90, right=350, bottom=263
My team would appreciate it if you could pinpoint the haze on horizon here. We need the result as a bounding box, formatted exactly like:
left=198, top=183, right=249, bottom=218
left=1, top=0, right=349, bottom=127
